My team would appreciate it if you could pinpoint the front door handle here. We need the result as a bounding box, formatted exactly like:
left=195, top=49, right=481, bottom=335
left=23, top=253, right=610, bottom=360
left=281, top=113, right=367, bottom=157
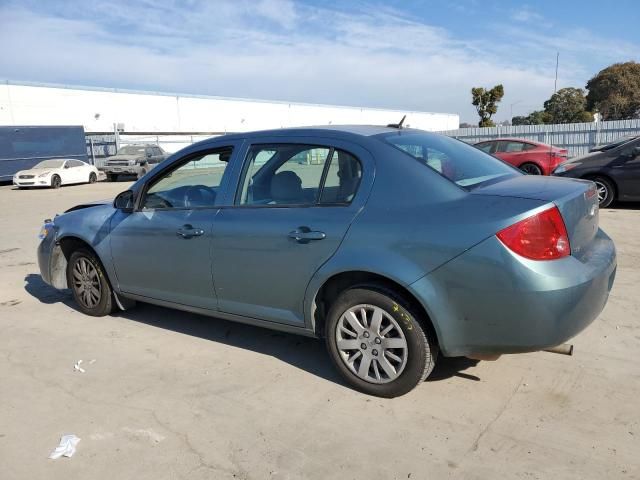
left=288, top=226, right=326, bottom=244
left=176, top=224, right=205, bottom=239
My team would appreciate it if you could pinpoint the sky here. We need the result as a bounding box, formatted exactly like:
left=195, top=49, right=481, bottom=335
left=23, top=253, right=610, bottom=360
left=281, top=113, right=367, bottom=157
left=0, top=0, right=638, bottom=123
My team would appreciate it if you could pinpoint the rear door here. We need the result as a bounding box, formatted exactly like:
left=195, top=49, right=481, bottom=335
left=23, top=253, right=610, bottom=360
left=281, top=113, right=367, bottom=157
left=495, top=141, right=527, bottom=167
left=211, top=138, right=372, bottom=327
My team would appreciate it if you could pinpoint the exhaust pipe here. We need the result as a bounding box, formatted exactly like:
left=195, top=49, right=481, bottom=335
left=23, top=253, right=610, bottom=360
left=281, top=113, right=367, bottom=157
left=543, top=344, right=573, bottom=356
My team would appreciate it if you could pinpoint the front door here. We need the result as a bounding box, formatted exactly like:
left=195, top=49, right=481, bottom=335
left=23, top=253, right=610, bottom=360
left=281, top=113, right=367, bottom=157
left=611, top=141, right=640, bottom=200
left=109, top=146, right=235, bottom=310
left=212, top=141, right=368, bottom=326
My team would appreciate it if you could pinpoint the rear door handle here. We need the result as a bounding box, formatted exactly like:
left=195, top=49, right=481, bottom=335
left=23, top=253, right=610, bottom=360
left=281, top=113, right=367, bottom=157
left=176, top=224, right=205, bottom=239
left=288, top=226, right=326, bottom=244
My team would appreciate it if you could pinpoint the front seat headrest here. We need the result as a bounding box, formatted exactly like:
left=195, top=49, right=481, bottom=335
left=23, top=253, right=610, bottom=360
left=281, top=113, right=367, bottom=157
left=271, top=171, right=302, bottom=203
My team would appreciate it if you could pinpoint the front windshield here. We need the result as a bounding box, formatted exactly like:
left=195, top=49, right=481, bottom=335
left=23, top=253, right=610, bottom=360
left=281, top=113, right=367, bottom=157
left=379, top=131, right=519, bottom=189
left=34, top=160, right=65, bottom=169
left=117, top=146, right=146, bottom=155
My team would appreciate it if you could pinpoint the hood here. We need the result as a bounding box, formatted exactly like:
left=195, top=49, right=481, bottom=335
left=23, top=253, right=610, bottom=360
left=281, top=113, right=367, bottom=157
left=107, top=154, right=143, bottom=162
left=64, top=199, right=112, bottom=213
left=16, top=167, right=58, bottom=176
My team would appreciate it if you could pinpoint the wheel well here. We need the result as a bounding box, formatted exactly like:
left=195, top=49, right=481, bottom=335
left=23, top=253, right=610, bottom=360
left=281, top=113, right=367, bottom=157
left=582, top=174, right=617, bottom=198
left=56, top=237, right=112, bottom=288
left=519, top=161, right=541, bottom=168
left=313, top=271, right=439, bottom=347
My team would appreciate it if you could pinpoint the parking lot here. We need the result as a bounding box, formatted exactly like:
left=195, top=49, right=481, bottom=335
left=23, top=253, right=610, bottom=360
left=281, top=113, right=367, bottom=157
left=1, top=181, right=639, bottom=480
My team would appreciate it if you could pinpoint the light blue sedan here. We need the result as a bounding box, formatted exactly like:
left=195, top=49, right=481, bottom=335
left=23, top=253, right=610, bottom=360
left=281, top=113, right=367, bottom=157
left=37, top=126, right=616, bottom=397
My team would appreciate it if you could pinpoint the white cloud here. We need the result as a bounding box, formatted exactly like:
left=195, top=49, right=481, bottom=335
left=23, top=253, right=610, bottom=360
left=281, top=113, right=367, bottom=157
left=0, top=1, right=637, bottom=123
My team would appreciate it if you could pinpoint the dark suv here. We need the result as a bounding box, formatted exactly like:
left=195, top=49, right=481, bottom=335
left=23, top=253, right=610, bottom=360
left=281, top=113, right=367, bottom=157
left=103, top=144, right=168, bottom=181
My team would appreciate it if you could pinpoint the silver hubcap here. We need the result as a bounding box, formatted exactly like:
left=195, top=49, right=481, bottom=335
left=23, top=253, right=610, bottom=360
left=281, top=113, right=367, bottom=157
left=595, top=181, right=608, bottom=203
left=335, top=304, right=408, bottom=384
left=72, top=257, right=101, bottom=308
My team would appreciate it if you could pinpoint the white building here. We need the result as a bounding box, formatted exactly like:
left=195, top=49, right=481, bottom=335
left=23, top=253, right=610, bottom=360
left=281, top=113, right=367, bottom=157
left=0, top=81, right=459, bottom=134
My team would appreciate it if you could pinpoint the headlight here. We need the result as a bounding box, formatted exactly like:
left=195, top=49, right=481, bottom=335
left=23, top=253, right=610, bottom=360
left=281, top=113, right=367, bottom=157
left=554, top=162, right=580, bottom=174
left=38, top=171, right=51, bottom=177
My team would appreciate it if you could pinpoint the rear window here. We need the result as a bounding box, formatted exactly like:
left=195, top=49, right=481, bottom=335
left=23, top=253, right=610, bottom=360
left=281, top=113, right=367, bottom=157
left=379, top=131, right=519, bottom=189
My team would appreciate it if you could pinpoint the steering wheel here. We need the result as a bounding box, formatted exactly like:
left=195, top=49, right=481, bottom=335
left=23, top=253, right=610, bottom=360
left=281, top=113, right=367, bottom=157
left=183, top=185, right=216, bottom=208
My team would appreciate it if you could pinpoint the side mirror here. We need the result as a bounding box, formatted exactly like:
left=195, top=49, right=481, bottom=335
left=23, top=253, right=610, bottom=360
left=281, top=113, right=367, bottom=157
left=114, top=190, right=134, bottom=212
left=64, top=164, right=70, bottom=169
left=633, top=146, right=640, bottom=157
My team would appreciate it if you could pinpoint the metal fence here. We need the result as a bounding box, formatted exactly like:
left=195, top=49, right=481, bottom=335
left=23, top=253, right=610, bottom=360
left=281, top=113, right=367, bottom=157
left=438, top=119, right=640, bottom=157
left=85, top=132, right=224, bottom=168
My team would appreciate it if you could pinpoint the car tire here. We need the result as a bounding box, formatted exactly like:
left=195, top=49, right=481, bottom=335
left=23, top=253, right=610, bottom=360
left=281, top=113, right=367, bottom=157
left=107, top=173, right=118, bottom=182
left=520, top=163, right=543, bottom=175
left=89, top=172, right=97, bottom=184
left=66, top=248, right=116, bottom=317
left=51, top=174, right=62, bottom=189
left=325, top=287, right=436, bottom=398
left=592, top=176, right=615, bottom=208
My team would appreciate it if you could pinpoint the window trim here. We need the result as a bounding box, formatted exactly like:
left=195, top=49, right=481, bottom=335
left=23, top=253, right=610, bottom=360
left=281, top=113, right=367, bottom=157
left=232, top=143, right=362, bottom=209
left=136, top=146, right=234, bottom=212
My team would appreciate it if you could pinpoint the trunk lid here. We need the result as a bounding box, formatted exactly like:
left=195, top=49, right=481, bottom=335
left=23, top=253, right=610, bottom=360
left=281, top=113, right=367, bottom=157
left=471, top=176, right=599, bottom=257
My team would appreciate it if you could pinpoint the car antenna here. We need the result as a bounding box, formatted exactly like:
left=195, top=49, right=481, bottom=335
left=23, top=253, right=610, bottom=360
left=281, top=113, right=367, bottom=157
left=387, top=115, right=406, bottom=129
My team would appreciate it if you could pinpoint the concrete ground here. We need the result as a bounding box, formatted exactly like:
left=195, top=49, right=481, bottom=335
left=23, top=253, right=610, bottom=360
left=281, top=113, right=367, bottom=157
left=0, top=181, right=638, bottom=480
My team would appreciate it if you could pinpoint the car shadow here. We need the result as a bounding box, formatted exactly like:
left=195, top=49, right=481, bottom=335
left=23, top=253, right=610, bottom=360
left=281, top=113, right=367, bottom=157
left=24, top=273, right=482, bottom=386
left=608, top=201, right=640, bottom=211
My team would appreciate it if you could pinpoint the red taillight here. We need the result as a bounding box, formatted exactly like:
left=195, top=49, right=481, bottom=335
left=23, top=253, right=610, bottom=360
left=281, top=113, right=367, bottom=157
left=497, top=206, right=570, bottom=260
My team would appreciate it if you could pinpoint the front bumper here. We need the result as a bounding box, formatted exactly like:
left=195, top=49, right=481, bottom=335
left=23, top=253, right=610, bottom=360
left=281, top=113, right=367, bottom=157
left=14, top=178, right=50, bottom=187
left=103, top=165, right=140, bottom=175
left=410, top=229, right=617, bottom=357
left=37, top=225, right=68, bottom=289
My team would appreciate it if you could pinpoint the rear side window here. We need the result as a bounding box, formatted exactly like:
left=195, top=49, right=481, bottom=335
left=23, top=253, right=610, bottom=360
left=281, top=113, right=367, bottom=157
left=380, top=131, right=519, bottom=189
left=238, top=144, right=362, bottom=206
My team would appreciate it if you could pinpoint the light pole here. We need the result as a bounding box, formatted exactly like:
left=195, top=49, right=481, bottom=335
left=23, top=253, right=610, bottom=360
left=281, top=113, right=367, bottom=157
left=510, top=100, right=523, bottom=122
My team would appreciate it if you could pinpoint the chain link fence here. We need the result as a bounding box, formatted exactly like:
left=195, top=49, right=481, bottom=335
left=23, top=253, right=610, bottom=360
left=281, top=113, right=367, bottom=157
left=85, top=132, right=225, bottom=168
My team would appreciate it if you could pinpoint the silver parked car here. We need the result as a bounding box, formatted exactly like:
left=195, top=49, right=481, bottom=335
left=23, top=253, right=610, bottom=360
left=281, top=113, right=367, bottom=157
left=37, top=126, right=616, bottom=397
left=102, top=144, right=167, bottom=181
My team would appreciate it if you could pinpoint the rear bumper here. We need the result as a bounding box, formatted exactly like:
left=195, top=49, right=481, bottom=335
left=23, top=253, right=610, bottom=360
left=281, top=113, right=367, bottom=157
left=410, top=229, right=616, bottom=357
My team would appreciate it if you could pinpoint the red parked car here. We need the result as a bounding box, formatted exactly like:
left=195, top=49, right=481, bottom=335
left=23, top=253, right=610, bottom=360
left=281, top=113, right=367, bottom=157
left=474, top=138, right=568, bottom=175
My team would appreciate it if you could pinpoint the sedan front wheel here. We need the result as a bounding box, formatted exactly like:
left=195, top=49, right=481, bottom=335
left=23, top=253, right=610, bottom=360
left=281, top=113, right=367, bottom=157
left=325, top=288, right=436, bottom=397
left=66, top=249, right=115, bottom=316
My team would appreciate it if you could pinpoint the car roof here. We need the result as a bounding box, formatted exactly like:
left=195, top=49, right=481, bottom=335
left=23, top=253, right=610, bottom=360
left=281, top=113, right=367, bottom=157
left=475, top=137, right=546, bottom=146
left=215, top=125, right=423, bottom=142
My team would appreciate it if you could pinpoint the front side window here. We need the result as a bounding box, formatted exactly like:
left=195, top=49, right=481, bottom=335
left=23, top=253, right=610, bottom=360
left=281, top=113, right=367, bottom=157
left=142, top=148, right=232, bottom=210
left=476, top=142, right=494, bottom=153
left=380, top=131, right=519, bottom=189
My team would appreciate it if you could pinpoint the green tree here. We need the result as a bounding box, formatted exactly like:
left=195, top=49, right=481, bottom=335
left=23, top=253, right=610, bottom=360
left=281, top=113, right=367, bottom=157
left=512, top=110, right=550, bottom=125
left=586, top=61, right=640, bottom=120
left=471, top=84, right=504, bottom=127
left=543, top=87, right=593, bottom=124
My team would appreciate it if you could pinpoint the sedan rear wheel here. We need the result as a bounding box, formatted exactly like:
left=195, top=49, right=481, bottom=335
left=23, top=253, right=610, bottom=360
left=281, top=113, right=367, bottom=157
left=89, top=172, right=97, bottom=184
left=326, top=288, right=436, bottom=397
left=67, top=249, right=115, bottom=316
left=520, top=163, right=543, bottom=175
